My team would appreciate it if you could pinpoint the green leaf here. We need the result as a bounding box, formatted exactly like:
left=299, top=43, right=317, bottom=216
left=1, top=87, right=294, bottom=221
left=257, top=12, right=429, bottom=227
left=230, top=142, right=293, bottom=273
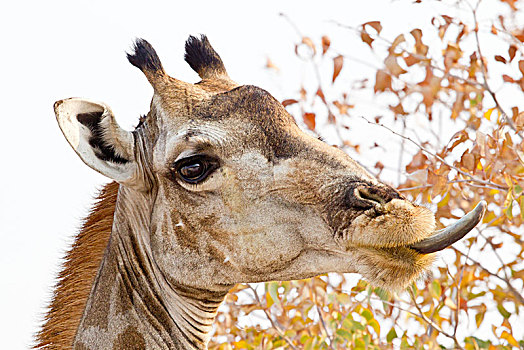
left=497, top=303, right=511, bottom=318
left=374, top=287, right=389, bottom=301
left=350, top=320, right=366, bottom=331
left=505, top=200, right=513, bottom=219
left=335, top=329, right=352, bottom=339
left=386, top=327, right=398, bottom=342
left=431, top=280, right=441, bottom=299
left=268, top=281, right=280, bottom=306
left=361, top=308, right=373, bottom=321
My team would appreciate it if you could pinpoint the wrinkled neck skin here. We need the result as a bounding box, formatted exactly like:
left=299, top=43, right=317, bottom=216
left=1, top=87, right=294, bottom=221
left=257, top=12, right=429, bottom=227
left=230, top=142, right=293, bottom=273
left=73, top=185, right=229, bottom=350
left=73, top=129, right=230, bottom=350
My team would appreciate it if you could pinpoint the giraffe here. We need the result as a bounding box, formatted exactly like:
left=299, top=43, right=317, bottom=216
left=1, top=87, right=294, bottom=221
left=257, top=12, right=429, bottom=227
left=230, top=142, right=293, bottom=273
left=36, top=35, right=485, bottom=349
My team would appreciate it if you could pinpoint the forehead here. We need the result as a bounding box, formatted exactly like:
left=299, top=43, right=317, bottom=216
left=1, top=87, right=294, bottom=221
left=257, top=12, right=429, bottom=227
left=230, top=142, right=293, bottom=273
left=155, top=85, right=306, bottom=160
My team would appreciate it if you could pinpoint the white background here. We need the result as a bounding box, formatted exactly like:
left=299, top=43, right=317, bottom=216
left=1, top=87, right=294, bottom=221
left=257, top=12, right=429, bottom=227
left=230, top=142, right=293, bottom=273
left=0, top=1, right=520, bottom=348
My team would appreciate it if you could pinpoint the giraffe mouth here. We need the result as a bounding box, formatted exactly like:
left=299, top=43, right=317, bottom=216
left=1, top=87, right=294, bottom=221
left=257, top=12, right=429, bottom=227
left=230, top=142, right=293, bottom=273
left=409, top=201, right=486, bottom=254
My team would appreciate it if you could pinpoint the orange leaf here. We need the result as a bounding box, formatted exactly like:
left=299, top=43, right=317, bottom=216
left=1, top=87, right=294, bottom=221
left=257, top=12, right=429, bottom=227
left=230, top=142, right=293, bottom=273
left=502, top=74, right=515, bottom=83
left=384, top=55, right=407, bottom=77
left=501, top=331, right=520, bottom=347
left=361, top=31, right=374, bottom=47
left=303, top=112, right=316, bottom=130
left=282, top=99, right=298, bottom=107
left=406, top=150, right=429, bottom=173
left=374, top=70, right=392, bottom=92
left=410, top=29, right=428, bottom=56
left=389, top=34, right=405, bottom=54
left=518, top=60, right=524, bottom=76
left=265, top=58, right=279, bottom=72
left=321, top=36, right=330, bottom=55
left=509, top=45, right=517, bottom=61
left=404, top=54, right=420, bottom=67
left=364, top=21, right=382, bottom=34
left=301, top=36, right=316, bottom=56
left=494, top=55, right=507, bottom=64
left=316, top=87, right=326, bottom=104
left=332, top=55, right=344, bottom=83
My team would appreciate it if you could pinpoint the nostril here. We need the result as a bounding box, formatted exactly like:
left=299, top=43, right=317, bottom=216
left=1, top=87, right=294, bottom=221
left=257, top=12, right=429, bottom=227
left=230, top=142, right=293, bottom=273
left=356, top=187, right=386, bottom=206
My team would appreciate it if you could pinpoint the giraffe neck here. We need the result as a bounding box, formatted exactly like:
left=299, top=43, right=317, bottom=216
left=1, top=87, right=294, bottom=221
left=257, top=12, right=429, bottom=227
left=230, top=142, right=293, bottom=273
left=73, top=185, right=229, bottom=350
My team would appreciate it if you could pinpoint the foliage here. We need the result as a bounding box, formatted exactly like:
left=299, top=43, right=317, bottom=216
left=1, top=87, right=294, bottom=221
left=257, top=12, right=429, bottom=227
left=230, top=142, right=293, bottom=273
left=210, top=1, right=524, bottom=348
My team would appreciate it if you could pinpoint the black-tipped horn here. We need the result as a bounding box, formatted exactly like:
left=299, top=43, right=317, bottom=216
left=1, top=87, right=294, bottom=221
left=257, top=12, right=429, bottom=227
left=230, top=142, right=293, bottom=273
left=184, top=35, right=229, bottom=80
left=410, top=201, right=487, bottom=254
left=127, top=38, right=166, bottom=84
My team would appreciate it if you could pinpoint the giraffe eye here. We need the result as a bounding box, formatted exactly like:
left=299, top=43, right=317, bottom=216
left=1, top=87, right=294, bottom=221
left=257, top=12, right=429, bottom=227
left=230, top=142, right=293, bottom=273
left=173, top=155, right=219, bottom=184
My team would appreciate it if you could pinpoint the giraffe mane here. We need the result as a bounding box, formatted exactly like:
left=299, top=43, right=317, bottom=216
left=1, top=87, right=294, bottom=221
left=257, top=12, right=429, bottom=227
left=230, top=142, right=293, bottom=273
left=34, top=182, right=118, bottom=349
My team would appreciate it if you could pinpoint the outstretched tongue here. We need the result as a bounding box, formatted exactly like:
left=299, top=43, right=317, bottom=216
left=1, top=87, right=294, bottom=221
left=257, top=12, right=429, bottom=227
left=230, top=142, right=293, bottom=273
left=410, top=201, right=486, bottom=254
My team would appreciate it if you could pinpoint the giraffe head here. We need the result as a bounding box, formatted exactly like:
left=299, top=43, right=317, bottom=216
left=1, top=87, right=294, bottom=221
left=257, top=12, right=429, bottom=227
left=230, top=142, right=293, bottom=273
left=54, top=35, right=484, bottom=291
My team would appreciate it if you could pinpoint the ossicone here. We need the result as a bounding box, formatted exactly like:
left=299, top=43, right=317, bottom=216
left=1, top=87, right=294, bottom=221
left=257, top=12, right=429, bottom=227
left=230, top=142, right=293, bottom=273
left=127, top=38, right=166, bottom=83
left=184, top=34, right=229, bottom=80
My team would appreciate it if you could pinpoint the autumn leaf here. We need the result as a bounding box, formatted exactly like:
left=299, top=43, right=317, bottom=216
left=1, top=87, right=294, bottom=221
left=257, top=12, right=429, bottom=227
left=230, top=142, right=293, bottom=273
left=282, top=99, right=298, bottom=107
left=494, top=55, right=506, bottom=64
left=410, top=29, right=428, bottom=56
left=374, top=70, right=392, bottom=92
left=332, top=55, right=344, bottom=83
left=384, top=54, right=407, bottom=77
left=265, top=57, right=279, bottom=72
left=357, top=22, right=381, bottom=48
left=303, top=112, right=316, bottom=130
left=321, top=35, right=330, bottom=55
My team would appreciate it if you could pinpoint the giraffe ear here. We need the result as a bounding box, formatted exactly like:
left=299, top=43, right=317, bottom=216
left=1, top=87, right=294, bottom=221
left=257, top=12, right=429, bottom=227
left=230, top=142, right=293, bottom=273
left=54, top=98, right=138, bottom=184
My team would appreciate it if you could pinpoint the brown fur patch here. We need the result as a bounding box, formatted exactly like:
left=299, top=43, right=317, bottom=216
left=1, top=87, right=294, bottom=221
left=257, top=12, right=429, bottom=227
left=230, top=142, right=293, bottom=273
left=113, top=326, right=146, bottom=350
left=34, top=182, right=118, bottom=349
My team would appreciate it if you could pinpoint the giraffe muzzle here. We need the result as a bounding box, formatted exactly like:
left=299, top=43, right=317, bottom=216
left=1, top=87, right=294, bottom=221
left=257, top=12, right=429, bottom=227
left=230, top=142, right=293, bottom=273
left=410, top=201, right=486, bottom=254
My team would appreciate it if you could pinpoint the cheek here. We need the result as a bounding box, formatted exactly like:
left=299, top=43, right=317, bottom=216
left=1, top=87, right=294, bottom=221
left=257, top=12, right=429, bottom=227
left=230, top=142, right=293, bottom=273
left=212, top=203, right=306, bottom=275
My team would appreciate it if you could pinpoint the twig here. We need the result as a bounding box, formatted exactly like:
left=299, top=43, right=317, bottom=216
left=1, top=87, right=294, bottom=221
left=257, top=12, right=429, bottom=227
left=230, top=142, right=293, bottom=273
left=408, top=289, right=465, bottom=350
left=246, top=284, right=298, bottom=350
left=310, top=280, right=335, bottom=349
left=469, top=3, right=524, bottom=139
left=359, top=115, right=508, bottom=191
left=451, top=247, right=524, bottom=305
left=330, top=20, right=486, bottom=90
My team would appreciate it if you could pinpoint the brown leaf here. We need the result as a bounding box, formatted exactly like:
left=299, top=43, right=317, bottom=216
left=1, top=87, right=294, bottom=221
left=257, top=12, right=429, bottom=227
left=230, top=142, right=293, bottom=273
left=404, top=54, right=420, bottom=67
left=282, top=99, right=298, bottom=107
left=364, top=21, right=382, bottom=34
left=300, top=36, right=316, bottom=56
left=509, top=45, right=517, bottom=62
left=513, top=28, right=524, bottom=42
left=389, top=34, right=405, bottom=54
left=321, top=36, right=330, bottom=55
left=374, top=70, right=392, bottom=92
left=361, top=31, right=374, bottom=48
left=332, top=55, right=344, bottom=83
left=502, top=74, right=515, bottom=83
left=303, top=112, right=316, bottom=130
left=406, top=150, right=429, bottom=173
left=494, top=55, right=507, bottom=64
left=333, top=101, right=353, bottom=115
left=460, top=152, right=476, bottom=172
left=410, top=29, right=428, bottom=55
left=316, top=87, right=326, bottom=104
left=519, top=60, right=524, bottom=76
left=447, top=130, right=469, bottom=152
left=384, top=55, right=407, bottom=77
left=444, top=43, right=462, bottom=70
left=265, top=58, right=279, bottom=72
left=390, top=102, right=408, bottom=116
